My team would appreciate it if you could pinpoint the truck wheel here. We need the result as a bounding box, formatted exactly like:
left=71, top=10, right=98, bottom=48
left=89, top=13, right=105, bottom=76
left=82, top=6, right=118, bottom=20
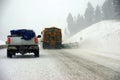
left=7, top=52, right=9, bottom=58
left=43, top=43, right=46, bottom=49
left=34, top=49, right=39, bottom=57
left=55, top=42, right=61, bottom=49
left=7, top=50, right=12, bottom=58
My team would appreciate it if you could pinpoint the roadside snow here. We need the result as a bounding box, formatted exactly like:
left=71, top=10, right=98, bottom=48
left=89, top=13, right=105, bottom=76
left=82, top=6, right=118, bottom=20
left=64, top=20, right=120, bottom=53
left=0, top=40, right=5, bottom=45
left=62, top=48, right=120, bottom=73
left=63, top=20, right=120, bottom=72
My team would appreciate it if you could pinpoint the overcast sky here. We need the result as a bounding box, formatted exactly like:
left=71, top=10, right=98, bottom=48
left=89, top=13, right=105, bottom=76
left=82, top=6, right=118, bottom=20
left=0, top=0, right=105, bottom=40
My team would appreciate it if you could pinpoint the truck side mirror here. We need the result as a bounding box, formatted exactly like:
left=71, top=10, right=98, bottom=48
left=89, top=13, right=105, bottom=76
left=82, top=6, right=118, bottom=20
left=37, top=35, right=41, bottom=38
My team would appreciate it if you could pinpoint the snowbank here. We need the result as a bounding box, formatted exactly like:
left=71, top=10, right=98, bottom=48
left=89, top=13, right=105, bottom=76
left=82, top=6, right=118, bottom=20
left=64, top=20, right=120, bottom=53
left=0, top=40, right=5, bottom=45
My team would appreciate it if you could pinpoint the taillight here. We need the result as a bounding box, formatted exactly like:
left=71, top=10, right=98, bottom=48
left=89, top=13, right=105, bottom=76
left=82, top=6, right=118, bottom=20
left=7, top=37, right=11, bottom=44
left=34, top=37, right=38, bottom=43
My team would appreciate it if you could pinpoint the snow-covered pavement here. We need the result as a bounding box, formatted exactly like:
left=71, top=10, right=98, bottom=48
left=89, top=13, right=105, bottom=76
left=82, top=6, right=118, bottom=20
left=1, top=20, right=120, bottom=80
left=0, top=49, right=64, bottom=80
left=0, top=48, right=120, bottom=80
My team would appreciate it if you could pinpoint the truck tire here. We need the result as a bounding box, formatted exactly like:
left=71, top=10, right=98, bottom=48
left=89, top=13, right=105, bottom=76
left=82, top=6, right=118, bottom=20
left=34, top=49, right=39, bottom=57
left=55, top=42, right=61, bottom=49
left=7, top=50, right=12, bottom=58
left=43, top=42, right=49, bottom=49
left=43, top=42, right=46, bottom=49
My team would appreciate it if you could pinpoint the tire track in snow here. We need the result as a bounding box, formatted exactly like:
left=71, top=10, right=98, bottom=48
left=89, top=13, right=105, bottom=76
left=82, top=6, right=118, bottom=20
left=46, top=50, right=120, bottom=80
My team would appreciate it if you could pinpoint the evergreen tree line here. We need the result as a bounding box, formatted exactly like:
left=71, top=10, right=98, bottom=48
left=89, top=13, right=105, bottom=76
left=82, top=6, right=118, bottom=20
left=113, top=0, right=120, bottom=18
left=65, top=0, right=115, bottom=36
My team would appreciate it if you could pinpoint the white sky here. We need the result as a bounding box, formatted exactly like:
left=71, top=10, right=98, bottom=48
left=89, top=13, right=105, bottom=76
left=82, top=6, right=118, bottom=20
left=0, top=0, right=105, bottom=40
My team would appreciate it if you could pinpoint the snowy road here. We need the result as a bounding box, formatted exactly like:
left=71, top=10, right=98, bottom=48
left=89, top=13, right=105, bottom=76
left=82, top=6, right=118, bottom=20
left=0, top=48, right=120, bottom=80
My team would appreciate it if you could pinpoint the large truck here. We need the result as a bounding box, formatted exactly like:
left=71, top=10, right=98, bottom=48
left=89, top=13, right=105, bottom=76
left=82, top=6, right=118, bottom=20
left=6, top=29, right=41, bottom=58
left=41, top=27, right=62, bottom=49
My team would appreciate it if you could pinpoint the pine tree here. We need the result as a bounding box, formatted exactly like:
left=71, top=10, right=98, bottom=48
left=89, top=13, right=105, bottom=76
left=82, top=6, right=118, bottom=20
left=84, top=2, right=95, bottom=27
left=94, top=5, right=102, bottom=22
left=67, top=13, right=75, bottom=35
left=113, top=0, right=120, bottom=18
left=102, top=0, right=115, bottom=19
left=76, top=14, right=85, bottom=31
left=64, top=28, right=69, bottom=36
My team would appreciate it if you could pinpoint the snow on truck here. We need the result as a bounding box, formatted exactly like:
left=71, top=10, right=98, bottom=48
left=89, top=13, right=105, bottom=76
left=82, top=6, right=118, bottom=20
left=6, top=29, right=41, bottom=58
left=41, top=27, right=62, bottom=49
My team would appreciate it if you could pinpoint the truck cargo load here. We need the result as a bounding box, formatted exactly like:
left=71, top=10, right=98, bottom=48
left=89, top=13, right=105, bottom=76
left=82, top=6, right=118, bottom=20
left=10, top=29, right=36, bottom=40
left=41, top=27, right=62, bottom=49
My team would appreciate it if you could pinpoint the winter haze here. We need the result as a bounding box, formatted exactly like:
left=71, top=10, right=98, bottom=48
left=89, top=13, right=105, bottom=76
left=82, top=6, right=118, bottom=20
left=1, top=0, right=120, bottom=80
left=0, top=0, right=105, bottom=41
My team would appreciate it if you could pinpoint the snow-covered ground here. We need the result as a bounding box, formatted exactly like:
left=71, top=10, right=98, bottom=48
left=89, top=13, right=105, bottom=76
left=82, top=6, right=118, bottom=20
left=0, top=40, right=5, bottom=45
left=0, top=48, right=120, bottom=80
left=64, top=20, right=120, bottom=53
left=0, top=20, right=120, bottom=80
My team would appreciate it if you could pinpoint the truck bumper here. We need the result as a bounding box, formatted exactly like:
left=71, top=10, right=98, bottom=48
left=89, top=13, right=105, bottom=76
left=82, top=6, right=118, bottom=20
left=7, top=45, right=39, bottom=54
